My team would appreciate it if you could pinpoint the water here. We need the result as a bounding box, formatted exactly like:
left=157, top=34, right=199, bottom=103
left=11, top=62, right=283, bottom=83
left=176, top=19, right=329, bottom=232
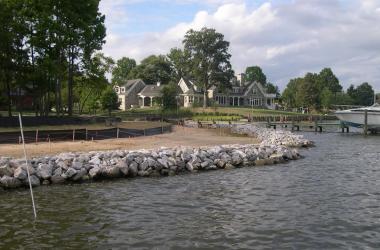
left=1, top=133, right=380, bottom=249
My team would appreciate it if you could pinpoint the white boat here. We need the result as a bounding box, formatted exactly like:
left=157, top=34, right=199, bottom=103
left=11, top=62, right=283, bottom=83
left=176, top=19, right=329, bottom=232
left=335, top=103, right=380, bottom=130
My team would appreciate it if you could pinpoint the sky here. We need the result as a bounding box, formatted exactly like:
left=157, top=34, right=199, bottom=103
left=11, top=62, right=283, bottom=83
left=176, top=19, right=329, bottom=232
left=99, top=0, right=380, bottom=91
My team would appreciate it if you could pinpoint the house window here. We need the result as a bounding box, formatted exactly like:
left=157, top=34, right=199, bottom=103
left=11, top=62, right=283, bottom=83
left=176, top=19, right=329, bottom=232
left=118, top=98, right=122, bottom=104
left=121, top=87, right=125, bottom=93
left=189, top=96, right=194, bottom=103
left=115, top=86, right=119, bottom=93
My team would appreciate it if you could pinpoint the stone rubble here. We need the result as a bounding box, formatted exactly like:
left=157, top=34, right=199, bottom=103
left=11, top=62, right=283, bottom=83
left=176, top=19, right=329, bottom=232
left=0, top=123, right=312, bottom=190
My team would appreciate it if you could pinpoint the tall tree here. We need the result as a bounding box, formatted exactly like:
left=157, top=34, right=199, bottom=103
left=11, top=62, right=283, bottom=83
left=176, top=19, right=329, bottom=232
left=244, top=66, right=267, bottom=85
left=129, top=55, right=172, bottom=85
left=59, top=0, right=106, bottom=116
left=296, top=73, right=319, bottom=108
left=111, top=57, right=136, bottom=85
left=167, top=47, right=190, bottom=81
left=0, top=0, right=29, bottom=117
left=320, top=87, right=333, bottom=110
left=318, top=68, right=342, bottom=94
left=282, top=78, right=301, bottom=108
left=183, top=27, right=234, bottom=108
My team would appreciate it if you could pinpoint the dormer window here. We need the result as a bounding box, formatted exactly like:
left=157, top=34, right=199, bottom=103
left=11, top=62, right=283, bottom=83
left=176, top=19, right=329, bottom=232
left=121, top=87, right=125, bottom=93
left=114, top=86, right=120, bottom=93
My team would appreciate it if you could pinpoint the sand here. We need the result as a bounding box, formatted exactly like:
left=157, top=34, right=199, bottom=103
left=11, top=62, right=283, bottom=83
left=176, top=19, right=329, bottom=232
left=0, top=126, right=259, bottom=158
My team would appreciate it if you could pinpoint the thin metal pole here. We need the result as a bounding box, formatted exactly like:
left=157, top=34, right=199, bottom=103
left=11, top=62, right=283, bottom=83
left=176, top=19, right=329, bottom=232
left=18, top=113, right=37, bottom=219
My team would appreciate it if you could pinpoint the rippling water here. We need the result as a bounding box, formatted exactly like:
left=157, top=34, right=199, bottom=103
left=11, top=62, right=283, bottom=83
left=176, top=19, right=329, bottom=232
left=1, top=133, right=380, bottom=249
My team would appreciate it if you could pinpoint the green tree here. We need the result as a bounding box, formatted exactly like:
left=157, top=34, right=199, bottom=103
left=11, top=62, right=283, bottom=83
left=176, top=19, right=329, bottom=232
left=244, top=66, right=266, bottom=85
left=111, top=57, right=136, bottom=85
left=318, top=68, right=342, bottom=94
left=348, top=82, right=374, bottom=106
left=183, top=27, right=234, bottom=108
left=297, top=73, right=319, bottom=108
left=161, top=82, right=178, bottom=110
left=76, top=53, right=114, bottom=114
left=320, top=87, right=333, bottom=110
left=129, top=55, right=172, bottom=85
left=100, top=87, right=120, bottom=116
left=266, top=82, right=280, bottom=97
left=167, top=47, right=190, bottom=81
left=282, top=78, right=302, bottom=108
left=334, top=92, right=354, bottom=105
left=59, top=0, right=106, bottom=116
left=0, top=0, right=29, bottom=117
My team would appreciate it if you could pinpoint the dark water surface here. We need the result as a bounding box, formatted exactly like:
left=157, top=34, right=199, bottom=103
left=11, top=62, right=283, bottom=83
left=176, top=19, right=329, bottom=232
left=1, top=133, right=380, bottom=249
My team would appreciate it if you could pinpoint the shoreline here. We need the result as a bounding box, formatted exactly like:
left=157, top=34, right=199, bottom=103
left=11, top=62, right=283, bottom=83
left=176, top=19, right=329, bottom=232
left=0, top=126, right=258, bottom=158
left=0, top=124, right=311, bottom=190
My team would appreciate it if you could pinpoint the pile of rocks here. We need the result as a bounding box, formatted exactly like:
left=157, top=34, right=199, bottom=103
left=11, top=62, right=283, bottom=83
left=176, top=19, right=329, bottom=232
left=0, top=143, right=300, bottom=190
left=228, top=124, right=313, bottom=147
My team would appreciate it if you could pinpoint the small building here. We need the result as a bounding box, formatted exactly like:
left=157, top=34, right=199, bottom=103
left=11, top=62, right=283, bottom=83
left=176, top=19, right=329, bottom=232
left=114, top=79, right=146, bottom=110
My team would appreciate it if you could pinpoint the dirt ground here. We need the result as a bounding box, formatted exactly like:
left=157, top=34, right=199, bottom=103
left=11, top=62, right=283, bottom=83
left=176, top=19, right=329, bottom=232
left=0, top=126, right=259, bottom=158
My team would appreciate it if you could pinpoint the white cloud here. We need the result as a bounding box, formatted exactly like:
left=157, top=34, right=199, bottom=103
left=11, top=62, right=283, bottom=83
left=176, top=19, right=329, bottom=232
left=101, top=0, right=380, bottom=90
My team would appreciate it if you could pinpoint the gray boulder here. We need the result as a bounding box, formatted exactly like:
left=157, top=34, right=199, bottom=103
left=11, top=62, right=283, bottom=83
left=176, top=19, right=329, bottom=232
left=117, top=161, right=129, bottom=176
left=71, top=161, right=83, bottom=170
left=231, top=154, right=242, bottom=166
left=14, top=167, right=27, bottom=180
left=72, top=168, right=88, bottom=181
left=0, top=176, right=22, bottom=188
left=23, top=175, right=40, bottom=187
left=0, top=164, right=13, bottom=177
left=37, top=163, right=53, bottom=180
left=103, top=166, right=121, bottom=178
left=128, top=162, right=138, bottom=177
left=64, top=168, right=77, bottom=179
left=89, top=166, right=101, bottom=179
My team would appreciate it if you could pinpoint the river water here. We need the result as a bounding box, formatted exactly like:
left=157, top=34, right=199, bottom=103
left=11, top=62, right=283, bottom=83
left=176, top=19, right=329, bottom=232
left=1, top=133, right=379, bottom=249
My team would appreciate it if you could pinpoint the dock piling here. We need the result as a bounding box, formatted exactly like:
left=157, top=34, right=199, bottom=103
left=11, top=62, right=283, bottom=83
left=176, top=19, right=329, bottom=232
left=364, top=110, right=368, bottom=136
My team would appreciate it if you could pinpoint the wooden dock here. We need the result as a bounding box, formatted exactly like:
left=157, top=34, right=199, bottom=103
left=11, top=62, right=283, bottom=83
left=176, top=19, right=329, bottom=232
left=266, top=120, right=349, bottom=133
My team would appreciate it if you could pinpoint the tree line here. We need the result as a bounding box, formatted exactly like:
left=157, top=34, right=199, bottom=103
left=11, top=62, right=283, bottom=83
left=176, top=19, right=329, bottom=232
left=282, top=68, right=375, bottom=110
left=0, top=0, right=106, bottom=117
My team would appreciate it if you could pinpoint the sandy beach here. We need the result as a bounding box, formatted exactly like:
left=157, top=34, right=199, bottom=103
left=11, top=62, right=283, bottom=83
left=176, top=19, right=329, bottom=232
left=0, top=126, right=259, bottom=158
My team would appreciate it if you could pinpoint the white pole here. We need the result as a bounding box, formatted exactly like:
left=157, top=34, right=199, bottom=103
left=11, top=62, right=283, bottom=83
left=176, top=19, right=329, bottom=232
left=18, top=113, right=37, bottom=219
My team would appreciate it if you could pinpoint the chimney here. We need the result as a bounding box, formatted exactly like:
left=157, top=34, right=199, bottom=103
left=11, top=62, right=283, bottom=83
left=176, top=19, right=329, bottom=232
left=157, top=82, right=161, bottom=87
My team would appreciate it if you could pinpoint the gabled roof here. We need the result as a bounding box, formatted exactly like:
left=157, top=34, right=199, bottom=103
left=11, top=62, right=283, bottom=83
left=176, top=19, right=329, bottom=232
left=138, top=85, right=164, bottom=97
left=178, top=77, right=201, bottom=94
left=118, top=79, right=145, bottom=95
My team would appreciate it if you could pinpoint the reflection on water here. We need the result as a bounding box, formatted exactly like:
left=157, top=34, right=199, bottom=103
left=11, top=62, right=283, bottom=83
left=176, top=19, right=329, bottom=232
left=1, top=133, right=380, bottom=249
